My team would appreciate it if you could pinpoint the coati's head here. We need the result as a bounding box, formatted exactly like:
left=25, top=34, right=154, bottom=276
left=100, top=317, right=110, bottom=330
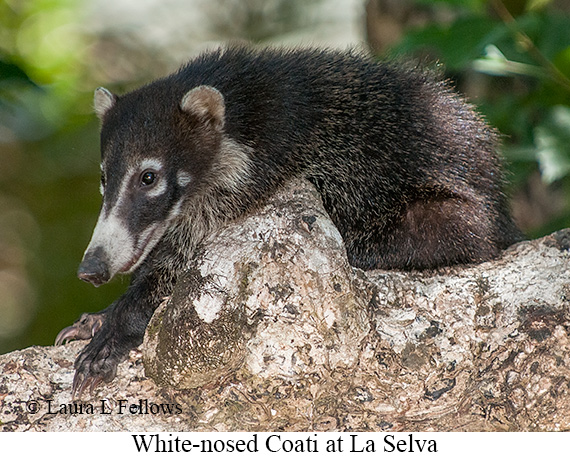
left=78, top=84, right=229, bottom=286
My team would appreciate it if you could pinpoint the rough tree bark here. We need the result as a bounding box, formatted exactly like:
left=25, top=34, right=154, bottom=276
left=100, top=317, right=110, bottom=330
left=1, top=179, right=569, bottom=432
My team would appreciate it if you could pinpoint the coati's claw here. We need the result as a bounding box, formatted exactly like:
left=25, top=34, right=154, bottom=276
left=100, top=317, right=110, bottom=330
left=70, top=329, right=122, bottom=399
left=72, top=372, right=106, bottom=400
left=55, top=312, right=106, bottom=345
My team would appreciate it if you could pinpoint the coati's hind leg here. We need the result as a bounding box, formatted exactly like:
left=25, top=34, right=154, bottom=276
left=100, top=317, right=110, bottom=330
left=346, top=193, right=504, bottom=271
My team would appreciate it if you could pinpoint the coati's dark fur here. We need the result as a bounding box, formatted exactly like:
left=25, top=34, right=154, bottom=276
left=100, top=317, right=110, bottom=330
left=57, top=46, right=521, bottom=396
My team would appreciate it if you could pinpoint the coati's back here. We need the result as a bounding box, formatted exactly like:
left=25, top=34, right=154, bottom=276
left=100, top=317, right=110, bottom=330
left=166, top=47, right=521, bottom=269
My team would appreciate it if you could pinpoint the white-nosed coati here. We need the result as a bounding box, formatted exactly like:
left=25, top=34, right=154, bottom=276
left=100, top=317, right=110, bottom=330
left=56, top=46, right=521, bottom=397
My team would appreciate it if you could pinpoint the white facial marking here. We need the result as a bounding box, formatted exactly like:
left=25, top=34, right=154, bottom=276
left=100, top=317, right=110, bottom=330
left=83, top=157, right=184, bottom=279
left=139, top=158, right=166, bottom=198
left=169, top=199, right=184, bottom=219
left=140, top=158, right=163, bottom=173
left=84, top=170, right=133, bottom=276
left=118, top=198, right=184, bottom=274
left=99, top=162, right=105, bottom=196
left=83, top=209, right=135, bottom=277
left=177, top=171, right=192, bottom=187
left=146, top=177, right=168, bottom=198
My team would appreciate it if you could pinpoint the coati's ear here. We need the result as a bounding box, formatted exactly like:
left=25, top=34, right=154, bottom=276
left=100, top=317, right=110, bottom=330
left=180, top=85, right=225, bottom=131
left=94, top=87, right=117, bottom=120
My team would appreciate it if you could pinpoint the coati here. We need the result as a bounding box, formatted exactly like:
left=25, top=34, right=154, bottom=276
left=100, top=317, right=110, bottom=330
left=56, top=46, right=521, bottom=397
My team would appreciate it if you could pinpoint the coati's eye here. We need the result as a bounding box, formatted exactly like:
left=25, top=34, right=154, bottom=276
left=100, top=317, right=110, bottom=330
left=141, top=171, right=156, bottom=186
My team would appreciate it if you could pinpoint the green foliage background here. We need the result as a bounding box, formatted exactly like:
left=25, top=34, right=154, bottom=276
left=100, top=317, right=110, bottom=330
left=391, top=0, right=570, bottom=236
left=0, top=0, right=569, bottom=354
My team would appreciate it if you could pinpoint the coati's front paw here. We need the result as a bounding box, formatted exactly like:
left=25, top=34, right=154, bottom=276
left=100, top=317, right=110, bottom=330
left=55, top=312, right=106, bottom=345
left=71, top=330, right=127, bottom=399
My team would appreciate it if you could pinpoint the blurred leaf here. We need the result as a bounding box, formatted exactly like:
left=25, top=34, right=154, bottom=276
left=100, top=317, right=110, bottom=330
left=553, top=46, right=570, bottom=79
left=513, top=12, right=570, bottom=62
left=535, top=106, right=570, bottom=183
left=526, top=0, right=553, bottom=11
left=473, top=44, right=547, bottom=78
left=390, top=16, right=501, bottom=70
left=392, top=9, right=570, bottom=72
left=413, top=0, right=487, bottom=12
left=0, top=59, right=36, bottom=86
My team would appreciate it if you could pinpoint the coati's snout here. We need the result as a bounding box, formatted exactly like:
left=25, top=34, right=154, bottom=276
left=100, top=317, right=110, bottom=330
left=79, top=184, right=181, bottom=286
left=78, top=247, right=110, bottom=287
